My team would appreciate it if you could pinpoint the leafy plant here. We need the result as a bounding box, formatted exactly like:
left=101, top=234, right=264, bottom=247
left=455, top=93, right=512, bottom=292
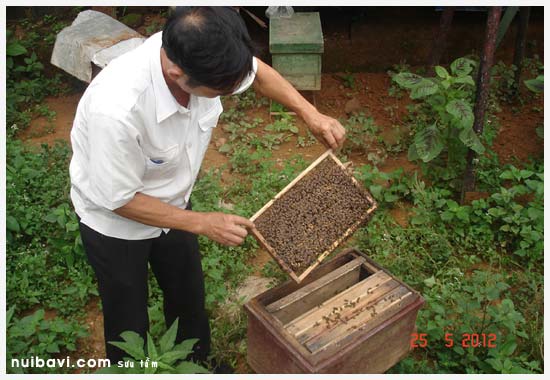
left=393, top=57, right=485, bottom=180
left=341, top=112, right=379, bottom=153
left=336, top=72, right=356, bottom=89
left=354, top=164, right=412, bottom=206
left=98, top=319, right=209, bottom=374
left=7, top=307, right=88, bottom=374
left=417, top=270, right=539, bottom=374
left=524, top=75, right=544, bottom=93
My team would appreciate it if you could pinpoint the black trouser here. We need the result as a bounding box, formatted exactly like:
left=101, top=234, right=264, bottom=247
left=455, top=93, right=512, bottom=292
left=78, top=205, right=210, bottom=364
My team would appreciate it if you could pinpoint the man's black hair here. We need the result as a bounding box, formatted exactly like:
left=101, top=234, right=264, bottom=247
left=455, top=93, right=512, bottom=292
left=162, top=7, right=254, bottom=93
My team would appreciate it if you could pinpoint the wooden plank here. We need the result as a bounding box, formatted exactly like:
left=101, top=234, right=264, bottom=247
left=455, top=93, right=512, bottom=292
left=295, top=278, right=399, bottom=344
left=266, top=257, right=366, bottom=324
left=254, top=249, right=361, bottom=307
left=285, top=270, right=392, bottom=337
left=361, top=259, right=379, bottom=275
left=305, top=286, right=414, bottom=353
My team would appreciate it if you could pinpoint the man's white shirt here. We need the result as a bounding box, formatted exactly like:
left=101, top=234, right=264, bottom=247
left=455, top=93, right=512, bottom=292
left=70, top=32, right=257, bottom=239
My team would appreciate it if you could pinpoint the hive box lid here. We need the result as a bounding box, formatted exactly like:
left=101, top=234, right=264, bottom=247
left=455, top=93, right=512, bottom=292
left=270, top=12, right=324, bottom=54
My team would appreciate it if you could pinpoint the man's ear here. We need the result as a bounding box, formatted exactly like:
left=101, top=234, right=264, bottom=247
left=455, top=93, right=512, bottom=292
left=166, top=65, right=185, bottom=83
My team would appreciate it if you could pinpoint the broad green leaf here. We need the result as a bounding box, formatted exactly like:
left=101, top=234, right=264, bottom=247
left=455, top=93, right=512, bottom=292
left=499, top=170, right=515, bottom=180
left=454, top=76, right=476, bottom=86
left=459, top=127, right=485, bottom=154
left=6, top=215, right=20, bottom=232
left=435, top=66, right=450, bottom=79
left=446, top=99, right=474, bottom=128
left=424, top=276, right=436, bottom=287
left=218, top=143, right=231, bottom=153
left=147, top=333, right=159, bottom=359
left=410, top=79, right=439, bottom=99
left=524, top=75, right=543, bottom=93
left=384, top=192, right=399, bottom=203
left=535, top=125, right=543, bottom=138
left=7, top=305, right=15, bottom=326
left=16, top=309, right=44, bottom=337
left=368, top=184, right=383, bottom=200
left=172, top=338, right=199, bottom=355
left=174, top=361, right=210, bottom=374
left=109, top=341, right=146, bottom=361
left=450, top=57, right=476, bottom=77
left=120, top=330, right=144, bottom=348
left=519, top=169, right=534, bottom=178
left=6, top=42, right=27, bottom=57
left=500, top=340, right=518, bottom=356
left=441, top=210, right=454, bottom=221
left=414, top=123, right=444, bottom=162
left=407, top=142, right=419, bottom=161
left=44, top=212, right=58, bottom=223
left=159, top=350, right=192, bottom=366
left=159, top=319, right=179, bottom=354
left=392, top=72, right=424, bottom=89
left=486, top=358, right=503, bottom=372
left=109, top=331, right=145, bottom=360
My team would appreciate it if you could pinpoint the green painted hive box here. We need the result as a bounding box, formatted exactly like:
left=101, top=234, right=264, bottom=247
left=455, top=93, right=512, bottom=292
left=270, top=12, right=324, bottom=91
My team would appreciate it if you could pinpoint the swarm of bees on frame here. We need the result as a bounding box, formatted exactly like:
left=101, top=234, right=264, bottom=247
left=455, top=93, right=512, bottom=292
left=255, top=158, right=373, bottom=275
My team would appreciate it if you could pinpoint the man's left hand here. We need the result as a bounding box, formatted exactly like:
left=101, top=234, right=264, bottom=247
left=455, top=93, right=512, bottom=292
left=304, top=111, right=346, bottom=150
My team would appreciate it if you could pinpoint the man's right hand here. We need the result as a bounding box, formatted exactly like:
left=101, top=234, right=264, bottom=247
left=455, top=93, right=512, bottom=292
left=197, top=212, right=255, bottom=247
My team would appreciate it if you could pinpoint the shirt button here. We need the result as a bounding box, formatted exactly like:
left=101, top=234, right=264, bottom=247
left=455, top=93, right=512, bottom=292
left=187, top=143, right=192, bottom=149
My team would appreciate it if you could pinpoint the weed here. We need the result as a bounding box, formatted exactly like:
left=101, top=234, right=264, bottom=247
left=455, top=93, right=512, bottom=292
left=7, top=307, right=88, bottom=374
left=393, top=58, right=484, bottom=177
left=341, top=112, right=379, bottom=154
left=97, top=319, right=209, bottom=374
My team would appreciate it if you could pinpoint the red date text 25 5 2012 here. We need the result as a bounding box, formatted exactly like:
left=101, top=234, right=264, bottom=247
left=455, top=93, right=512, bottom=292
left=410, top=332, right=497, bottom=349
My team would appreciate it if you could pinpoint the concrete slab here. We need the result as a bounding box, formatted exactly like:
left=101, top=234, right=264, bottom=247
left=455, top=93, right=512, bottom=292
left=51, top=10, right=144, bottom=82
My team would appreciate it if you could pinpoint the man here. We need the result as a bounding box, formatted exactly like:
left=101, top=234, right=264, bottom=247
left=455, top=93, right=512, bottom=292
left=70, top=7, right=345, bottom=366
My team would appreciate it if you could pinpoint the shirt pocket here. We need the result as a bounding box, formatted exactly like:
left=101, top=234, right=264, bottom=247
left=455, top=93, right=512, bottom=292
left=143, top=143, right=180, bottom=182
left=188, top=103, right=223, bottom=176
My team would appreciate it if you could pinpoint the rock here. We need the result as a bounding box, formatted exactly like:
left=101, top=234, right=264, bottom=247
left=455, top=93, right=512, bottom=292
left=344, top=97, right=362, bottom=114
left=233, top=276, right=272, bottom=304
left=217, top=199, right=235, bottom=211
left=214, top=137, right=227, bottom=148
left=51, top=10, right=144, bottom=83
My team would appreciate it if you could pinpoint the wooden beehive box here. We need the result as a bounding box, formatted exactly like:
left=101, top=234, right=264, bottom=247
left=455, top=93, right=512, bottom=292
left=269, top=12, right=324, bottom=91
left=250, top=150, right=377, bottom=283
left=245, top=248, right=425, bottom=374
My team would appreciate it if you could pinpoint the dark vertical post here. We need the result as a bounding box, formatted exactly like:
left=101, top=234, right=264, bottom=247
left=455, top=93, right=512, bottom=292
left=511, top=7, right=531, bottom=98
left=461, top=6, right=502, bottom=201
left=429, top=7, right=455, bottom=66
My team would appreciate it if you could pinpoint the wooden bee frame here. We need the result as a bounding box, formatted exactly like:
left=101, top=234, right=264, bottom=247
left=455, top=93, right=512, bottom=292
left=249, top=150, right=378, bottom=283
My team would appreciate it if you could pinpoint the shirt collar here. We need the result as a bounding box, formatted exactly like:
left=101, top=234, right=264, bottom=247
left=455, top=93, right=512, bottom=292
left=150, top=32, right=191, bottom=124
